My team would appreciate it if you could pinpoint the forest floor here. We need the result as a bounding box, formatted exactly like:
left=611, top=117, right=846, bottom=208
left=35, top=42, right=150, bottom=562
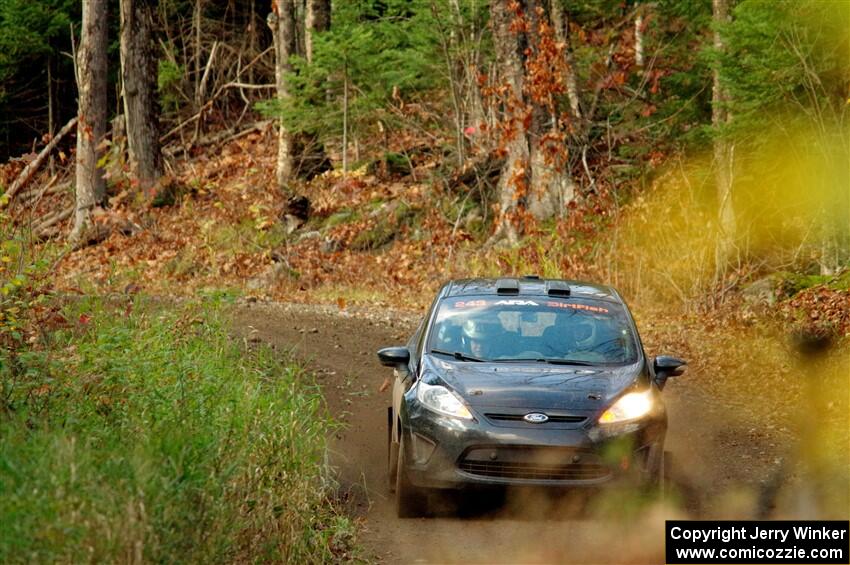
left=24, top=125, right=846, bottom=338
left=229, top=299, right=845, bottom=564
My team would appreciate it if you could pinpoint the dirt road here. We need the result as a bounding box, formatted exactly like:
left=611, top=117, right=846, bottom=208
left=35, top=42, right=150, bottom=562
left=232, top=301, right=784, bottom=564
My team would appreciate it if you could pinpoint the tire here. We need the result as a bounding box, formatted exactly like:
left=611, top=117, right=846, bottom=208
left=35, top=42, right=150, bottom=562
left=396, top=436, right=428, bottom=518
left=643, top=444, right=666, bottom=499
left=655, top=450, right=666, bottom=497
left=387, top=407, right=398, bottom=493
left=661, top=450, right=673, bottom=499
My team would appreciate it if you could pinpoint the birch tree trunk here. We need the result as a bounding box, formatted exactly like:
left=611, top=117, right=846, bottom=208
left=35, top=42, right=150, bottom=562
left=305, top=0, right=330, bottom=64
left=71, top=0, right=108, bottom=243
left=712, top=0, right=736, bottom=266
left=268, top=0, right=296, bottom=192
left=120, top=0, right=162, bottom=195
left=634, top=9, right=644, bottom=70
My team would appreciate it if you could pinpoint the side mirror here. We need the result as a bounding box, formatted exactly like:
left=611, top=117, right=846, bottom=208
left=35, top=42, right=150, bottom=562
left=654, top=355, right=687, bottom=390
left=377, top=346, right=410, bottom=367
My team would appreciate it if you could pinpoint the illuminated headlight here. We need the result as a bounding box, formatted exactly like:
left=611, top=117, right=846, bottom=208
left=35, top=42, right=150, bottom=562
left=416, top=381, right=473, bottom=420
left=598, top=390, right=653, bottom=424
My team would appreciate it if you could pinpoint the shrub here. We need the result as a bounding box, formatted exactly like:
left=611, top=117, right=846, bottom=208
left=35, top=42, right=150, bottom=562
left=0, top=297, right=353, bottom=563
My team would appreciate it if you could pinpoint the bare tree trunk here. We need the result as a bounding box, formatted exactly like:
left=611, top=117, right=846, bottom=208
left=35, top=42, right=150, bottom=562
left=248, top=0, right=257, bottom=83
left=489, top=0, right=529, bottom=245
left=72, top=0, right=108, bottom=243
left=552, top=0, right=592, bottom=194
left=305, top=0, right=330, bottom=64
left=550, top=0, right=581, bottom=120
left=448, top=0, right=487, bottom=147
left=342, top=60, right=348, bottom=177
left=526, top=0, right=573, bottom=221
left=433, top=1, right=466, bottom=166
left=712, top=0, right=736, bottom=267
left=295, top=0, right=306, bottom=58
left=121, top=0, right=163, bottom=195
left=634, top=9, right=644, bottom=70
left=304, top=0, right=332, bottom=178
left=268, top=0, right=296, bottom=192
left=193, top=0, right=203, bottom=104
left=47, top=52, right=55, bottom=174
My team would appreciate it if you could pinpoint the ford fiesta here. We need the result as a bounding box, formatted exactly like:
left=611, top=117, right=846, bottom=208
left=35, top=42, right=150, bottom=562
left=377, top=277, right=686, bottom=517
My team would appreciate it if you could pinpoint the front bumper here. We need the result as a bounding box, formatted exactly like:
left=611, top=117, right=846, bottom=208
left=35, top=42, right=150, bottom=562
left=400, top=399, right=665, bottom=490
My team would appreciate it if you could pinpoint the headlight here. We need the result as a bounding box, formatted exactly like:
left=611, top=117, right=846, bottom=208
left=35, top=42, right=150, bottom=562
left=416, top=381, right=473, bottom=420
left=598, top=390, right=653, bottom=424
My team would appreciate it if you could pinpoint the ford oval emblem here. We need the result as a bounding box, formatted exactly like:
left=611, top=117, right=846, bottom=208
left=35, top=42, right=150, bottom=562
left=523, top=412, right=549, bottom=424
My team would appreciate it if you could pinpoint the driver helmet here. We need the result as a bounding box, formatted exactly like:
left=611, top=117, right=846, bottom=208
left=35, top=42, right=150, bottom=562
left=571, top=319, right=594, bottom=343
left=462, top=317, right=501, bottom=342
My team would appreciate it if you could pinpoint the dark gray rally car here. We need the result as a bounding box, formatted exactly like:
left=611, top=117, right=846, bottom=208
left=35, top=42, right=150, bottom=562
left=377, top=277, right=687, bottom=517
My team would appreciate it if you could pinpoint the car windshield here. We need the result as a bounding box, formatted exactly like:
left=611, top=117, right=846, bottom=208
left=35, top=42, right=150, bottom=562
left=427, top=296, right=639, bottom=365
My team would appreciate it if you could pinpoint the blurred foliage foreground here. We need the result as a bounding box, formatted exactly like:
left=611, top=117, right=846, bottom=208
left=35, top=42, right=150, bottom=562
left=0, top=294, right=355, bottom=563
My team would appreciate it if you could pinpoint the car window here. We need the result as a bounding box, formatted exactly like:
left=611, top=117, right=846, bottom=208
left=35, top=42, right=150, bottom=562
left=428, top=296, right=638, bottom=364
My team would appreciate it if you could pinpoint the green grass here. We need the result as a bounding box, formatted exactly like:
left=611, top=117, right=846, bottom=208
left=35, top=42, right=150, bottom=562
left=350, top=203, right=418, bottom=251
left=207, top=220, right=289, bottom=256
left=322, top=208, right=360, bottom=229
left=0, top=297, right=354, bottom=563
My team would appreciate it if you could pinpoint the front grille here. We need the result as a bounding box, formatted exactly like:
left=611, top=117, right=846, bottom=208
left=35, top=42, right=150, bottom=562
left=485, top=413, right=586, bottom=424
left=459, top=460, right=609, bottom=481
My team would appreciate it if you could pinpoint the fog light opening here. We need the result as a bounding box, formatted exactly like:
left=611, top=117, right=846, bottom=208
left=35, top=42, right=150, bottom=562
left=412, top=432, right=437, bottom=464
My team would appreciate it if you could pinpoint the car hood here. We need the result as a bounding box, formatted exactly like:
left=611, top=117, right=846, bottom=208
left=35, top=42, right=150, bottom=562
left=422, top=354, right=644, bottom=411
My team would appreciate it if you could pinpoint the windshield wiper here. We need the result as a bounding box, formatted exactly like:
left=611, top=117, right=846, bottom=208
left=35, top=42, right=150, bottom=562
left=538, top=358, right=596, bottom=366
left=429, top=348, right=485, bottom=362
left=492, top=357, right=597, bottom=366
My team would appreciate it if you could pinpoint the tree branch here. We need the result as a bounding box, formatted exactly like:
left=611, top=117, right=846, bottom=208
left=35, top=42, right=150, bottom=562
left=5, top=117, right=77, bottom=202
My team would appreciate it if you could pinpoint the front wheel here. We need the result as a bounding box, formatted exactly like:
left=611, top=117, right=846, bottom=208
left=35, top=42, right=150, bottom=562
left=643, top=444, right=667, bottom=499
left=661, top=450, right=673, bottom=498
left=396, top=436, right=428, bottom=518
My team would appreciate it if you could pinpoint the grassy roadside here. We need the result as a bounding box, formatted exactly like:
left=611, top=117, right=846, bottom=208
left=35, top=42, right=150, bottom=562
left=0, top=296, right=355, bottom=563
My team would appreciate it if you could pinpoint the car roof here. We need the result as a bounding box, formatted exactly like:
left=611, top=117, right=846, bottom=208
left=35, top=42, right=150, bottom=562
left=441, top=277, right=621, bottom=302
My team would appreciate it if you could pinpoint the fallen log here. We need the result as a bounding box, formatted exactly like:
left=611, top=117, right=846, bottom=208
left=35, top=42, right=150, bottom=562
left=197, top=119, right=271, bottom=147
left=162, top=120, right=271, bottom=156
left=5, top=117, right=77, bottom=202
left=32, top=206, right=73, bottom=235
left=19, top=173, right=58, bottom=200
left=19, top=180, right=70, bottom=204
